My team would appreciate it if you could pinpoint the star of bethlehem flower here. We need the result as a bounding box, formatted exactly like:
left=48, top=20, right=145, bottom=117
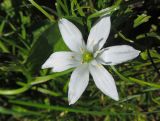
left=42, top=16, right=140, bottom=105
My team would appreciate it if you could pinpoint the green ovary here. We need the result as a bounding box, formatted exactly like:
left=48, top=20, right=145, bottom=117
left=82, top=51, right=93, bottom=63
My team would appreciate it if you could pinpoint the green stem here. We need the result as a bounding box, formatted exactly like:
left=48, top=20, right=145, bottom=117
left=111, top=66, right=160, bottom=88
left=0, top=84, right=30, bottom=95
left=118, top=32, right=134, bottom=43
left=30, top=69, right=73, bottom=85
left=9, top=100, right=160, bottom=116
left=29, top=0, right=55, bottom=22
left=129, top=77, right=160, bottom=88
left=9, top=100, right=132, bottom=116
left=0, top=69, right=73, bottom=95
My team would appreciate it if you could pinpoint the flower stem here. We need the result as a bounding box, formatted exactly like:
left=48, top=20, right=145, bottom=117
left=29, top=0, right=56, bottom=22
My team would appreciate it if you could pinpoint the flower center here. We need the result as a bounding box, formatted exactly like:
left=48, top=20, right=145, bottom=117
left=82, top=51, right=93, bottom=63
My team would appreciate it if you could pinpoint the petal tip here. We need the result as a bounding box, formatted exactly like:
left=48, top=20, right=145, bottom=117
left=41, top=62, right=53, bottom=69
left=59, top=18, right=67, bottom=24
left=41, top=63, right=46, bottom=69
left=111, top=92, right=119, bottom=101
left=69, top=102, right=73, bottom=105
left=68, top=98, right=76, bottom=105
left=137, top=50, right=141, bottom=54
left=58, top=18, right=64, bottom=25
left=114, top=96, right=119, bottom=101
left=135, top=49, right=141, bottom=57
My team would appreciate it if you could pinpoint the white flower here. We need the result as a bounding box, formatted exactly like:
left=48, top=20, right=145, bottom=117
left=42, top=16, right=140, bottom=105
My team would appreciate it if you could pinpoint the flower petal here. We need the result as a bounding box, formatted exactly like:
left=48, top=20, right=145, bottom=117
left=68, top=64, right=89, bottom=105
left=42, top=51, right=81, bottom=72
left=97, top=45, right=140, bottom=65
left=89, top=61, right=119, bottom=101
left=87, top=16, right=111, bottom=52
left=58, top=18, right=85, bottom=52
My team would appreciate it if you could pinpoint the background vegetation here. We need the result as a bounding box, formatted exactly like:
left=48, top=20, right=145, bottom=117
left=0, top=0, right=160, bottom=120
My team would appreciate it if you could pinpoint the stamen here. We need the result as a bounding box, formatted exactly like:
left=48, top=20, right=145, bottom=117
left=96, top=64, right=103, bottom=68
left=80, top=47, right=84, bottom=54
left=82, top=51, right=93, bottom=63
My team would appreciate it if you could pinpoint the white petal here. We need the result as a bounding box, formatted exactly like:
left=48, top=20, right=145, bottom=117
left=89, top=61, right=119, bottom=101
left=87, top=16, right=111, bottom=52
left=58, top=18, right=85, bottom=52
left=42, top=51, right=81, bottom=72
left=97, top=45, right=140, bottom=65
left=68, top=64, right=89, bottom=105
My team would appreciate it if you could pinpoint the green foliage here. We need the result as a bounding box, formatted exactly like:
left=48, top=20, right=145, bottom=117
left=26, top=23, right=59, bottom=72
left=0, top=0, right=160, bottom=120
left=133, top=14, right=151, bottom=28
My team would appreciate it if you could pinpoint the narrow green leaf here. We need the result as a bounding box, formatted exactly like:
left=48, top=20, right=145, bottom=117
left=29, top=0, right=55, bottom=22
left=133, top=14, right=151, bottom=28
left=10, top=100, right=105, bottom=116
left=0, top=40, right=9, bottom=52
left=0, top=84, right=29, bottom=95
left=129, top=77, right=160, bottom=88
left=88, top=0, right=122, bottom=19
left=56, top=0, right=69, bottom=15
left=111, top=66, right=160, bottom=88
left=31, top=69, right=73, bottom=85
